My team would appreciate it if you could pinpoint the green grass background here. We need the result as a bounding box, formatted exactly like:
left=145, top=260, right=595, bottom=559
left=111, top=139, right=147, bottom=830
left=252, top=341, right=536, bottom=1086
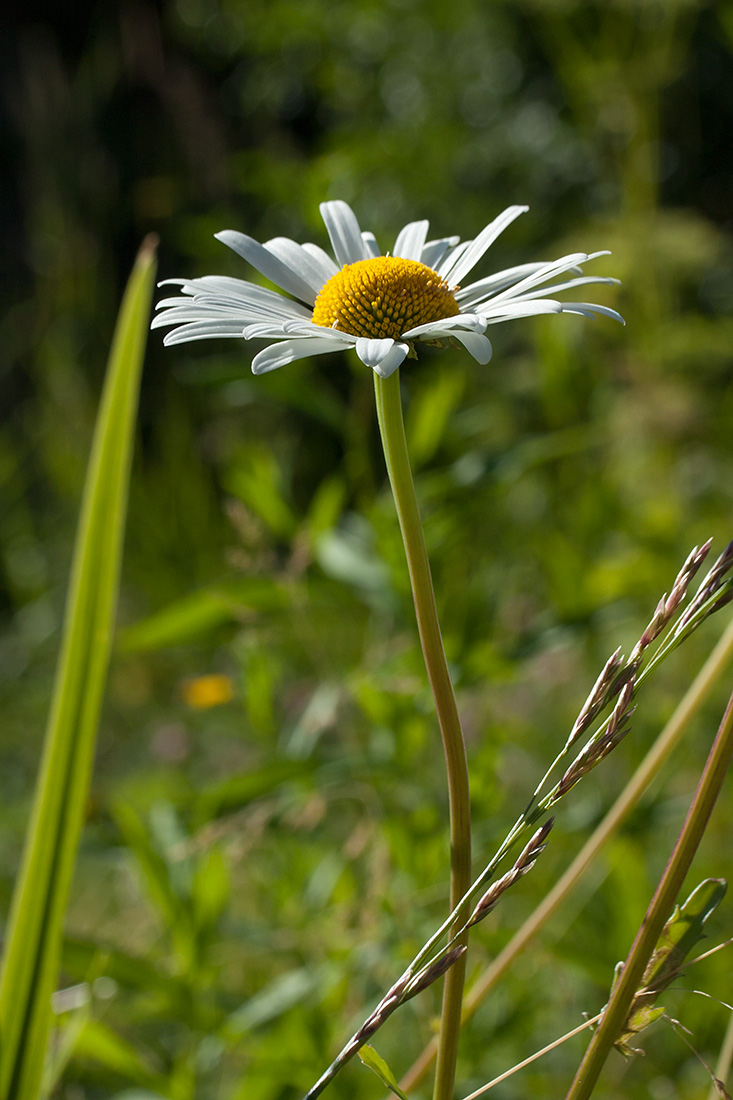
left=2, top=1, right=733, bottom=1098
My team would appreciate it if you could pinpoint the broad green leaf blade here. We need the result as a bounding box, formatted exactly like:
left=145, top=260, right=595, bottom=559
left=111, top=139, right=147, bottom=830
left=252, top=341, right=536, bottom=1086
left=642, top=877, right=727, bottom=992
left=110, top=801, right=187, bottom=934
left=617, top=878, right=727, bottom=1052
left=118, top=578, right=288, bottom=652
left=65, top=1018, right=164, bottom=1090
left=226, top=969, right=317, bottom=1035
left=358, top=1045, right=410, bottom=1100
left=0, top=237, right=157, bottom=1100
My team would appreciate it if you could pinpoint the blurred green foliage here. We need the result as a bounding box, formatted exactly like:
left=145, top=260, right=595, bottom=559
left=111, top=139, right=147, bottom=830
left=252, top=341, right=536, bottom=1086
left=2, top=1, right=733, bottom=1098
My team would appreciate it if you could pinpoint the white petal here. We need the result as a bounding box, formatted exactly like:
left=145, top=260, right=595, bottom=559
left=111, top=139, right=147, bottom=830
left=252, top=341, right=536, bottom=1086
left=301, top=242, right=339, bottom=279
left=152, top=305, right=246, bottom=327
left=319, top=201, right=369, bottom=266
left=158, top=278, right=198, bottom=295
left=402, top=313, right=486, bottom=339
left=361, top=231, right=381, bottom=258
left=456, top=262, right=556, bottom=305
left=355, top=338, right=396, bottom=368
left=435, top=239, right=471, bottom=279
left=393, top=220, right=429, bottom=261
left=490, top=252, right=605, bottom=303
left=445, top=330, right=493, bottom=364
left=152, top=288, right=309, bottom=334
left=153, top=298, right=203, bottom=315
left=252, top=336, right=353, bottom=374
left=185, top=295, right=304, bottom=321
left=559, top=302, right=625, bottom=324
left=215, top=231, right=318, bottom=304
left=420, top=236, right=460, bottom=269
left=161, top=322, right=250, bottom=345
left=369, top=342, right=410, bottom=378
left=160, top=275, right=312, bottom=318
left=282, top=320, right=358, bottom=340
left=439, top=206, right=528, bottom=285
left=264, top=238, right=335, bottom=293
left=501, top=274, right=620, bottom=304
left=244, top=322, right=290, bottom=339
left=479, top=300, right=563, bottom=322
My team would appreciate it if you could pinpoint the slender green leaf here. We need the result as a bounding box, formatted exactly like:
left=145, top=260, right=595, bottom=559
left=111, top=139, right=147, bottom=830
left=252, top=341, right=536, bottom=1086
left=0, top=237, right=157, bottom=1100
left=358, top=1045, right=410, bottom=1100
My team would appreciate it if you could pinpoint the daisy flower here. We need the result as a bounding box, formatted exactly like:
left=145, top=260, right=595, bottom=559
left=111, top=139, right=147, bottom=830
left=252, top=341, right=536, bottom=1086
left=152, top=201, right=623, bottom=378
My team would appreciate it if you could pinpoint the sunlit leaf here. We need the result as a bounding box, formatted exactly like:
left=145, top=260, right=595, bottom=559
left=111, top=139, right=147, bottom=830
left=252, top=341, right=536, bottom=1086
left=616, top=878, right=727, bottom=1055
left=358, top=1044, right=410, bottom=1100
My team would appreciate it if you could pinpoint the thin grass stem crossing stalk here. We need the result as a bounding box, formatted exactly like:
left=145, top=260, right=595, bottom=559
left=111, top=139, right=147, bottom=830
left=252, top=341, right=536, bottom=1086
left=564, top=689, right=733, bottom=1100
left=373, top=370, right=471, bottom=1100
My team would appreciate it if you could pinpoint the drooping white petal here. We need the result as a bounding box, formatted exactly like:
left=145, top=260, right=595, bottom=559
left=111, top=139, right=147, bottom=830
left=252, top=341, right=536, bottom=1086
left=559, top=302, right=625, bottom=324
left=252, top=336, right=354, bottom=374
left=393, top=220, right=429, bottom=262
left=215, top=231, right=318, bottom=304
left=438, top=206, right=529, bottom=285
left=362, top=341, right=410, bottom=378
left=446, top=329, right=493, bottom=364
left=401, top=316, right=492, bottom=362
left=354, top=338, right=396, bottom=368
left=319, top=201, right=369, bottom=266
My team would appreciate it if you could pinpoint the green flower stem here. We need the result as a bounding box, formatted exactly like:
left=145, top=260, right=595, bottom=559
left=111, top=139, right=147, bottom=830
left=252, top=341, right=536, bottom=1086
left=564, top=688, right=733, bottom=1100
left=373, top=370, right=471, bottom=1100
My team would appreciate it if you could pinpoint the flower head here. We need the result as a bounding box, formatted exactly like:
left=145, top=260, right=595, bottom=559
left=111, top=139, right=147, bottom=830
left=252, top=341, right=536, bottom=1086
left=153, top=201, right=623, bottom=378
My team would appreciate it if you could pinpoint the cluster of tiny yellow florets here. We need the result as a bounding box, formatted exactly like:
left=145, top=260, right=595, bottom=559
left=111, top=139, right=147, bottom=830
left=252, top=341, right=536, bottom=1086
left=311, top=256, right=460, bottom=340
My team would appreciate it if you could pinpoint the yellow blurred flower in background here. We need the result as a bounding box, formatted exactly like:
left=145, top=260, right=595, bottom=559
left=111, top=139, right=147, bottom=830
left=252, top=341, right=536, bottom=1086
left=181, top=674, right=235, bottom=710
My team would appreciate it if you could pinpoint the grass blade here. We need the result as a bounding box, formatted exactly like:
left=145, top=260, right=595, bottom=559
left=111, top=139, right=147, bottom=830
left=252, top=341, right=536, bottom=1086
left=0, top=237, right=157, bottom=1100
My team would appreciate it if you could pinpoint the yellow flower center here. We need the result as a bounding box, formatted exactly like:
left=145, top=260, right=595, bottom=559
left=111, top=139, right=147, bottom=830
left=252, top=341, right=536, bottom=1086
left=311, top=256, right=460, bottom=340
